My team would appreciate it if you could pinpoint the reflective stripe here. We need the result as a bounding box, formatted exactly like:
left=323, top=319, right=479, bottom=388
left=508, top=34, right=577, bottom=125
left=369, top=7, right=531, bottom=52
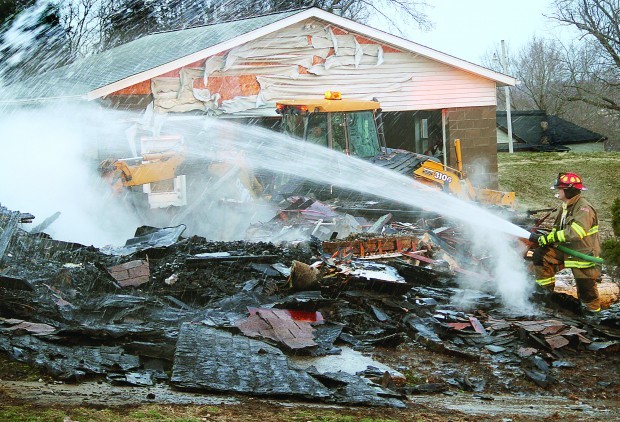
left=587, top=226, right=599, bottom=235
left=571, top=222, right=587, bottom=239
left=536, top=277, right=555, bottom=286
left=557, top=230, right=566, bottom=242
left=546, top=231, right=556, bottom=243
left=565, top=260, right=596, bottom=268
left=560, top=205, right=568, bottom=226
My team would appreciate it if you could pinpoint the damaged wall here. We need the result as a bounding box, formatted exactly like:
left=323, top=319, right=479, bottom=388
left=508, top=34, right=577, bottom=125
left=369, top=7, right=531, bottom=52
left=105, top=19, right=498, bottom=117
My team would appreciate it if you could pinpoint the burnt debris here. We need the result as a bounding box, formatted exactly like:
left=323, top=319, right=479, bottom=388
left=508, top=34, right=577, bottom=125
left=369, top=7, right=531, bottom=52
left=1, top=201, right=619, bottom=407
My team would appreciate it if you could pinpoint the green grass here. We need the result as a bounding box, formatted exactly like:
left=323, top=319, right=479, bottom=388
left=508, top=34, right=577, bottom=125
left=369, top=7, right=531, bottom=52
left=401, top=369, right=425, bottom=385
left=0, top=405, right=209, bottom=422
left=0, top=405, right=402, bottom=422
left=0, top=353, right=49, bottom=382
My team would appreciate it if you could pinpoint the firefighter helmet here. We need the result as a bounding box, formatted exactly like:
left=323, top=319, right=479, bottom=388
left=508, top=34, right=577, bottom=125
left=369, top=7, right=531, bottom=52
left=552, top=172, right=586, bottom=190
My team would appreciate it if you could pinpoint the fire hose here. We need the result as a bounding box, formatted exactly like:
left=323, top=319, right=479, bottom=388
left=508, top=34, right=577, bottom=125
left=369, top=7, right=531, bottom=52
left=554, top=244, right=604, bottom=264
left=529, top=229, right=604, bottom=264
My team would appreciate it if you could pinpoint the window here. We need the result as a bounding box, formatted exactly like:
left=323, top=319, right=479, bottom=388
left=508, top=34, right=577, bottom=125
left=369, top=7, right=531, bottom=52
left=346, top=111, right=381, bottom=158
left=421, top=118, right=429, bottom=139
left=306, top=113, right=328, bottom=147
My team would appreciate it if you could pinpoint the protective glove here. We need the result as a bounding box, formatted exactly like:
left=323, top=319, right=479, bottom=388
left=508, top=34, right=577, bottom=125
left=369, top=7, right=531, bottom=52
left=529, top=232, right=548, bottom=247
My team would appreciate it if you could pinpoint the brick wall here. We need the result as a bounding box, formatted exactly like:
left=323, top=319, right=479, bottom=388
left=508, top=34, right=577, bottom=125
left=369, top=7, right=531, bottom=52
left=446, top=106, right=498, bottom=189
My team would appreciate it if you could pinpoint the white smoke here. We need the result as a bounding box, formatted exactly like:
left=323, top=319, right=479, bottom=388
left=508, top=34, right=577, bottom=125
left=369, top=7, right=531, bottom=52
left=0, top=103, right=142, bottom=247
left=451, top=224, right=537, bottom=314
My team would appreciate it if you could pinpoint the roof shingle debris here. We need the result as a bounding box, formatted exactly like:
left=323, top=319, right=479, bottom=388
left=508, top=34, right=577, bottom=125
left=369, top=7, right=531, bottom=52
left=0, top=202, right=619, bottom=406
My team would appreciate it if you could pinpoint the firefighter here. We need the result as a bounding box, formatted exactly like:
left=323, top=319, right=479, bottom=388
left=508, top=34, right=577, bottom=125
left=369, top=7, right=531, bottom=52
left=528, top=172, right=602, bottom=312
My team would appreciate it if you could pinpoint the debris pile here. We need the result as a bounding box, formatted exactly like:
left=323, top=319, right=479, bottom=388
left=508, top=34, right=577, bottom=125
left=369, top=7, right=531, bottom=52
left=1, top=201, right=619, bottom=408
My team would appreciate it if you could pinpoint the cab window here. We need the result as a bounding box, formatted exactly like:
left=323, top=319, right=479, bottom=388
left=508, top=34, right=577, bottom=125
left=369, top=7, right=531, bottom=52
left=306, top=113, right=328, bottom=147
left=282, top=114, right=305, bottom=139
left=346, top=111, right=380, bottom=158
left=330, top=113, right=346, bottom=152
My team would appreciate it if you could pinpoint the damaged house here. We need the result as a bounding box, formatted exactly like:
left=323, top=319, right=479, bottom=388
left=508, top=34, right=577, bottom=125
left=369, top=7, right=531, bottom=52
left=8, top=7, right=515, bottom=188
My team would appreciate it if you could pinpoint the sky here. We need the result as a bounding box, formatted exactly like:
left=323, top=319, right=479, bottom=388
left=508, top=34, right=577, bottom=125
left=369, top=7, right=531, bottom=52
left=372, top=0, right=582, bottom=66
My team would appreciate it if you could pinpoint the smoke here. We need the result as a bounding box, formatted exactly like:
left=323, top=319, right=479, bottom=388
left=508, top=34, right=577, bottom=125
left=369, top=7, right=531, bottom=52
left=433, top=153, right=537, bottom=312
left=451, top=224, right=537, bottom=314
left=0, top=103, right=143, bottom=247
left=180, top=119, right=537, bottom=311
left=169, top=168, right=279, bottom=241
left=466, top=155, right=492, bottom=189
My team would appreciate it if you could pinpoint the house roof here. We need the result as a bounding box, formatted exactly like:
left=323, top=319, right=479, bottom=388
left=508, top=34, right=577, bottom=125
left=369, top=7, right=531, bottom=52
left=5, top=7, right=516, bottom=103
left=497, top=110, right=606, bottom=152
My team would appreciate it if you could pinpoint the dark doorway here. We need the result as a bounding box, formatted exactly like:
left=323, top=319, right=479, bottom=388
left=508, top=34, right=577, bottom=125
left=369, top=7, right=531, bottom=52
left=383, top=110, right=443, bottom=159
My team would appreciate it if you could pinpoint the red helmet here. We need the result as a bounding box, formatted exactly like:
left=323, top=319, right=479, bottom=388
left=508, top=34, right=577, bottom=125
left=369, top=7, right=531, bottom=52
left=552, top=172, right=586, bottom=190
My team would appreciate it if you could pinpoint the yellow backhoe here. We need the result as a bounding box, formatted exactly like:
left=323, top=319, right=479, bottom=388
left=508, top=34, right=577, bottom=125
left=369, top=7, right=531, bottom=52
left=98, top=135, right=263, bottom=210
left=276, top=92, right=515, bottom=208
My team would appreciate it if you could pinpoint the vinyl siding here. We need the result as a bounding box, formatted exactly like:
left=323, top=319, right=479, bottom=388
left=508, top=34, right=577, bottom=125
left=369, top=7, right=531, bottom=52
left=138, top=19, right=498, bottom=115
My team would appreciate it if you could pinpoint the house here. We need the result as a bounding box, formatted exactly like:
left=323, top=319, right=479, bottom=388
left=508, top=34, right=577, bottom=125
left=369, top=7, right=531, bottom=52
left=497, top=110, right=607, bottom=152
left=6, top=7, right=515, bottom=188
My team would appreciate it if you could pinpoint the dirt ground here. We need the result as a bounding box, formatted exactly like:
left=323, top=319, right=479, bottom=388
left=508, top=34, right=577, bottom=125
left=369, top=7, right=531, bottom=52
left=1, top=336, right=618, bottom=421
left=1, top=379, right=618, bottom=421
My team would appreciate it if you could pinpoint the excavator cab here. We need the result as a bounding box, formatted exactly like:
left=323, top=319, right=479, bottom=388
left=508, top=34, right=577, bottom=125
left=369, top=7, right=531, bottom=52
left=276, top=92, right=383, bottom=159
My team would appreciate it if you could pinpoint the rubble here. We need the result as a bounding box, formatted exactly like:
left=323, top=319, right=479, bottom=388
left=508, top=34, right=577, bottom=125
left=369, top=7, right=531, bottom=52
left=235, top=308, right=321, bottom=350
left=107, top=260, right=150, bottom=287
left=1, top=201, right=619, bottom=408
left=171, top=324, right=332, bottom=399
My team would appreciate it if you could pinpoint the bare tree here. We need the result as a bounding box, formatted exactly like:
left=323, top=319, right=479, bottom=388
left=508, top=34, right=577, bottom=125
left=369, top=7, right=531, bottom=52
left=332, top=0, right=432, bottom=33
left=482, top=42, right=526, bottom=112
left=97, top=0, right=158, bottom=50
left=484, top=33, right=620, bottom=143
left=59, top=0, right=105, bottom=60
left=550, top=0, right=620, bottom=112
left=514, top=37, right=571, bottom=114
left=164, top=0, right=431, bottom=33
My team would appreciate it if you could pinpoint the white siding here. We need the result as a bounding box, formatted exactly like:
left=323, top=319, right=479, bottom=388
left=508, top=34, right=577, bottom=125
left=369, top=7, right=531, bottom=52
left=152, top=19, right=498, bottom=115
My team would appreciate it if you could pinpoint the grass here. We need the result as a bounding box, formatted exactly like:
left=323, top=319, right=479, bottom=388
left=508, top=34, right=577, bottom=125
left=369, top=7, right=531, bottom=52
left=0, top=405, right=205, bottom=421
left=402, top=369, right=426, bottom=385
left=497, top=151, right=620, bottom=236
left=0, top=404, right=404, bottom=421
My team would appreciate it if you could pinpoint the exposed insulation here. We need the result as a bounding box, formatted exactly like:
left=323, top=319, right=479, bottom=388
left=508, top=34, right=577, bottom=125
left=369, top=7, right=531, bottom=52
left=143, top=18, right=496, bottom=115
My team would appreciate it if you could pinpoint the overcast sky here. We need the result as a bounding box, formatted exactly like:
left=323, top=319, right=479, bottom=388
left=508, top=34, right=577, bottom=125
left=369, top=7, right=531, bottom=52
left=372, top=0, right=582, bottom=66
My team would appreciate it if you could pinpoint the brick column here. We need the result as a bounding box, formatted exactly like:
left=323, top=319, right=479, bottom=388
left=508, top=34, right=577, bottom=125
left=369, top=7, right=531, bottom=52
left=445, top=106, right=498, bottom=189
